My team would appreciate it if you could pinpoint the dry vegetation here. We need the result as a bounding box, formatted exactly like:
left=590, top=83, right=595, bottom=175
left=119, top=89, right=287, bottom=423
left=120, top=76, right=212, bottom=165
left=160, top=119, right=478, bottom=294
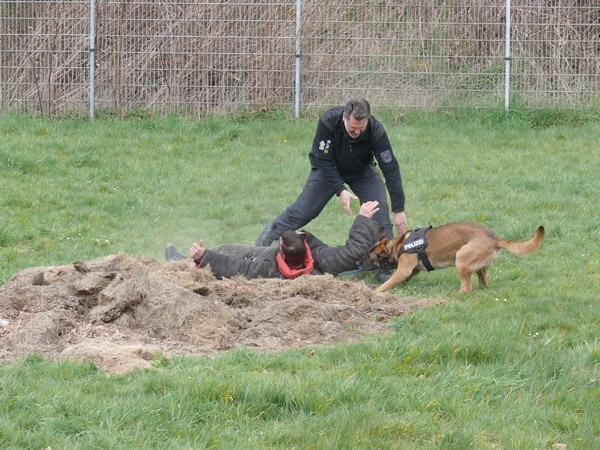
left=1, top=0, right=598, bottom=115
left=0, top=253, right=443, bottom=373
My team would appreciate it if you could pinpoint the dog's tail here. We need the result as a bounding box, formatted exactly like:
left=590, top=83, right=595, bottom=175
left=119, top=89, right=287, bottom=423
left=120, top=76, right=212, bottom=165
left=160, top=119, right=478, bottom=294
left=496, top=226, right=545, bottom=256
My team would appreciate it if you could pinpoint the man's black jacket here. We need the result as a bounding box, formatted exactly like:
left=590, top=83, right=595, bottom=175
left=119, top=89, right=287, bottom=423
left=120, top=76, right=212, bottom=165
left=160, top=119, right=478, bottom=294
left=308, top=106, right=405, bottom=213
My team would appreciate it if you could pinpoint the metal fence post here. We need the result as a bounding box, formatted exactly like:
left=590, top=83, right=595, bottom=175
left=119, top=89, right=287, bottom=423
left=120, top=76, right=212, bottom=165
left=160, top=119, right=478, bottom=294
left=505, top=0, right=511, bottom=112
left=295, top=0, right=301, bottom=118
left=89, top=0, right=96, bottom=118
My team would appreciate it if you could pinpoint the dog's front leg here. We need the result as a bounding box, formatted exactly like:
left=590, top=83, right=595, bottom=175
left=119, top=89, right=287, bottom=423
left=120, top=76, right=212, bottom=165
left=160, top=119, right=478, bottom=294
left=375, top=254, right=418, bottom=292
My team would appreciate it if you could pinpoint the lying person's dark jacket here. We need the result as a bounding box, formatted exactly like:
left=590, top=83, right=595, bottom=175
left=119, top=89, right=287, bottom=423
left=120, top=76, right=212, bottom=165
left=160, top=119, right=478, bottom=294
left=196, top=215, right=378, bottom=279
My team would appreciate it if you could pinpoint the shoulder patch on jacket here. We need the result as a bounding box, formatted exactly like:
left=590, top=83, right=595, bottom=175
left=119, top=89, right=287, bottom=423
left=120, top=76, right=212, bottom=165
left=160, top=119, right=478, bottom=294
left=319, top=139, right=331, bottom=154
left=380, top=149, right=393, bottom=164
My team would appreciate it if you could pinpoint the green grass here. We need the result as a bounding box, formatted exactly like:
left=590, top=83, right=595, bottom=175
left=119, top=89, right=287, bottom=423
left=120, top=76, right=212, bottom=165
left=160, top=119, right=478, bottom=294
left=1, top=109, right=599, bottom=449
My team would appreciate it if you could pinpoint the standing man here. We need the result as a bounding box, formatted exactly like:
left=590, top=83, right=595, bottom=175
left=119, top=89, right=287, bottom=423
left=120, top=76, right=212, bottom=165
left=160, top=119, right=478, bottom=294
left=255, top=97, right=407, bottom=281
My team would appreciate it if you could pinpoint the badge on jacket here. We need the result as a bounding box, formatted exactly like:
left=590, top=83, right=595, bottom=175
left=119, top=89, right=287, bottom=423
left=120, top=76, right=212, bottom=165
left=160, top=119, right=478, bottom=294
left=319, top=140, right=331, bottom=154
left=380, top=149, right=393, bottom=163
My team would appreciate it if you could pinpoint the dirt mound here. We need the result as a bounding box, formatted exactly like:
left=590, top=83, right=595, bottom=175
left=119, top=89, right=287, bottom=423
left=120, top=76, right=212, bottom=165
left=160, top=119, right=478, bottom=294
left=0, top=253, right=443, bottom=373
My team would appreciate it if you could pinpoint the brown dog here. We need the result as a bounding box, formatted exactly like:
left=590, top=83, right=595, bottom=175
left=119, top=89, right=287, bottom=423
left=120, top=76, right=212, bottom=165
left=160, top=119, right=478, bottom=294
left=365, top=222, right=544, bottom=293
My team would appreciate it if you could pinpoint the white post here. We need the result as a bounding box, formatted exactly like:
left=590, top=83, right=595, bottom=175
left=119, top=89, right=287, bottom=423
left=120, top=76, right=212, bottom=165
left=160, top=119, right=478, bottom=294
left=89, top=0, right=96, bottom=118
left=504, top=0, right=511, bottom=112
left=295, top=0, right=301, bottom=118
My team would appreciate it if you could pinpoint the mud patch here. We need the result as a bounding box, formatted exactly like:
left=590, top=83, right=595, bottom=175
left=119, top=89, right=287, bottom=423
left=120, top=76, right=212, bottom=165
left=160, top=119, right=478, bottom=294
left=0, top=253, right=443, bottom=373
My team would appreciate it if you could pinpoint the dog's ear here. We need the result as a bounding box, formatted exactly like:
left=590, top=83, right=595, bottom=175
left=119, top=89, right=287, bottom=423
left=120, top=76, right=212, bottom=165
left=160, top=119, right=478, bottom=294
left=374, top=239, right=390, bottom=257
left=377, top=227, right=387, bottom=241
left=386, top=234, right=408, bottom=262
left=398, top=231, right=410, bottom=244
left=385, top=240, right=396, bottom=256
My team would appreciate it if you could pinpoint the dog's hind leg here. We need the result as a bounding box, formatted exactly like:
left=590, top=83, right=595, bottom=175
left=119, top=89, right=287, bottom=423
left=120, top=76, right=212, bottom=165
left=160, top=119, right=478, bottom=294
left=476, top=268, right=489, bottom=288
left=456, top=265, right=474, bottom=292
left=455, top=248, right=476, bottom=292
left=456, top=244, right=497, bottom=292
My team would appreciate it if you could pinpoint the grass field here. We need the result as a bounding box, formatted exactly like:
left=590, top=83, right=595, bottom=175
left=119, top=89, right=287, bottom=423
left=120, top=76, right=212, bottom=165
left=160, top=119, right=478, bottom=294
left=0, top=109, right=598, bottom=449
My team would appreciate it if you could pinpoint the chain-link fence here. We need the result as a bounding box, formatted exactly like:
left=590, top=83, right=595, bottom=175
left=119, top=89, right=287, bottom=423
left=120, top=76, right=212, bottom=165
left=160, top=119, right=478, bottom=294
left=1, top=0, right=598, bottom=117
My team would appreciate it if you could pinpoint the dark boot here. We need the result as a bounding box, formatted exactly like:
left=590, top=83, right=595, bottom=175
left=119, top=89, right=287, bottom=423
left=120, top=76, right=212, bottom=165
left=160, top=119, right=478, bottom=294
left=165, top=244, right=186, bottom=262
left=375, top=269, right=393, bottom=283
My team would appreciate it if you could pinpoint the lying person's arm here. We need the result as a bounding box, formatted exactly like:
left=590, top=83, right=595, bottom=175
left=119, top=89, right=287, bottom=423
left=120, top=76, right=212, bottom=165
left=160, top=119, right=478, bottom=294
left=309, top=202, right=380, bottom=276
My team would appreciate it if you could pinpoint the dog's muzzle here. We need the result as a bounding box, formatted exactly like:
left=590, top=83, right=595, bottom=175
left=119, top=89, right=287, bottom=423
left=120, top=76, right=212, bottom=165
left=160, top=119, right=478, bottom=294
left=359, top=251, right=395, bottom=271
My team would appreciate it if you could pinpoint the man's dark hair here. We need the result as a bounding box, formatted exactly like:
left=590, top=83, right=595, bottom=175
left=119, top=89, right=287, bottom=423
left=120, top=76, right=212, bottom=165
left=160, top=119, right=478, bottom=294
left=280, top=231, right=307, bottom=268
left=343, top=97, right=371, bottom=121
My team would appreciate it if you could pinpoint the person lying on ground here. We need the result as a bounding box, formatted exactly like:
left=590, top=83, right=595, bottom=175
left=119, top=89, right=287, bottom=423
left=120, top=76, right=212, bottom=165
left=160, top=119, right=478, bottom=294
left=165, top=201, right=380, bottom=280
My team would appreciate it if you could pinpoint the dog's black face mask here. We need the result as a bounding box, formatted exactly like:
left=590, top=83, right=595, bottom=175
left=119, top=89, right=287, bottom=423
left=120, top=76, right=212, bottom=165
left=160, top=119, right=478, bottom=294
left=358, top=255, right=376, bottom=271
left=370, top=254, right=397, bottom=270
left=359, top=245, right=397, bottom=271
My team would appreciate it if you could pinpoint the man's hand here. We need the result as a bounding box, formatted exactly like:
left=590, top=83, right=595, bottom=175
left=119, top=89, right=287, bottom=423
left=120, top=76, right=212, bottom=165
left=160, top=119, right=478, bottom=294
left=189, top=241, right=205, bottom=260
left=358, top=201, right=380, bottom=219
left=394, top=212, right=407, bottom=235
left=339, top=189, right=359, bottom=215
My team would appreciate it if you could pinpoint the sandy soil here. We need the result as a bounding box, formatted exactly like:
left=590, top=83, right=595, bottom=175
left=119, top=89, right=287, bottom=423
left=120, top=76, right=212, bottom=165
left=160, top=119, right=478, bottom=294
left=0, top=253, right=443, bottom=373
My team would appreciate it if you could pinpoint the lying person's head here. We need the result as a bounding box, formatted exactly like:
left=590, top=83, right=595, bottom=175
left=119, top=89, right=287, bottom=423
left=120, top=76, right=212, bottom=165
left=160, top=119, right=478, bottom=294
left=279, top=231, right=307, bottom=269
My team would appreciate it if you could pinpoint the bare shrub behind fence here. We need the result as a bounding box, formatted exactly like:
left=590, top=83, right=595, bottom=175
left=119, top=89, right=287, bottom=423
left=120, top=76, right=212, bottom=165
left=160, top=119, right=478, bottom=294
left=1, top=0, right=598, bottom=117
